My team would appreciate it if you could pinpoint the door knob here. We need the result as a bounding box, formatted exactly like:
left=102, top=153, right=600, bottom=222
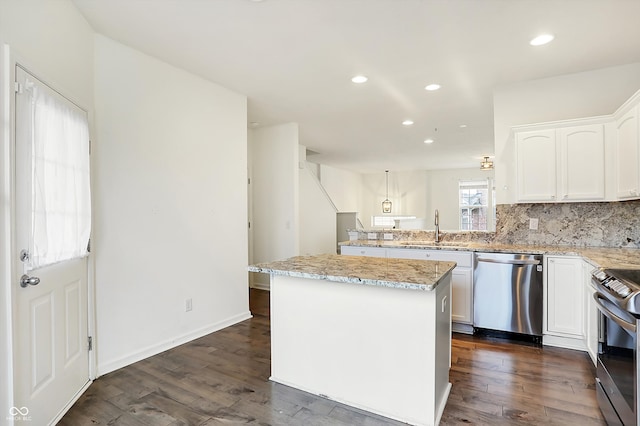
left=20, top=274, right=40, bottom=288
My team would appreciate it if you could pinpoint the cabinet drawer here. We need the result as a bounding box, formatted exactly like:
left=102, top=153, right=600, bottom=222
left=340, top=246, right=387, bottom=258
left=387, top=248, right=472, bottom=267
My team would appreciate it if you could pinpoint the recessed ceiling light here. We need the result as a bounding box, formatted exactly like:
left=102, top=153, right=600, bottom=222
left=459, top=124, right=467, bottom=128
left=402, top=120, right=414, bottom=126
left=530, top=34, right=554, bottom=46
left=425, top=84, right=441, bottom=91
left=249, top=122, right=260, bottom=127
left=351, top=75, right=368, bottom=84
left=424, top=138, right=434, bottom=144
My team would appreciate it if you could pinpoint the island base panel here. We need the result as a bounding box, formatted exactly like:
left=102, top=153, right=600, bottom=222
left=269, top=274, right=451, bottom=426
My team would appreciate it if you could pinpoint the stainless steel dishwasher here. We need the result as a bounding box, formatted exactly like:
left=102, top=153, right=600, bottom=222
left=473, top=252, right=543, bottom=337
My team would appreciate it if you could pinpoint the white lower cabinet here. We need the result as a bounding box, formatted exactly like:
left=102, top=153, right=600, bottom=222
left=344, top=247, right=474, bottom=331
left=583, top=261, right=598, bottom=365
left=544, top=256, right=586, bottom=350
left=450, top=268, right=472, bottom=325
left=386, top=249, right=473, bottom=327
left=341, top=246, right=474, bottom=330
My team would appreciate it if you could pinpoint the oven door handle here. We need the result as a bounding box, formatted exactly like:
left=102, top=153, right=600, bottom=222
left=476, top=257, right=540, bottom=265
left=593, top=292, right=637, bottom=333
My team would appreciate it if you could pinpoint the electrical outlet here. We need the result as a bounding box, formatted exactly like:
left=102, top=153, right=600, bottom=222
left=367, top=232, right=377, bottom=240
left=529, top=218, right=539, bottom=230
left=383, top=233, right=394, bottom=240
left=185, top=298, right=193, bottom=312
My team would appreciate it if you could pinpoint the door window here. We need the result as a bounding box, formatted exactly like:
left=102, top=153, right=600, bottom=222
left=17, top=68, right=91, bottom=270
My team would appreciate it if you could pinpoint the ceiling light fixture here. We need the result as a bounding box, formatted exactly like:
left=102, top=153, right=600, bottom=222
left=402, top=120, right=414, bottom=126
left=480, top=156, right=494, bottom=170
left=424, top=138, right=434, bottom=144
left=382, top=170, right=392, bottom=213
left=530, top=34, right=554, bottom=46
left=351, top=75, right=368, bottom=84
left=425, top=83, right=441, bottom=91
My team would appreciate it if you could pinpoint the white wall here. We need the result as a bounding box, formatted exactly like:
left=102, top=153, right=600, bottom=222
left=93, top=35, right=249, bottom=375
left=0, top=0, right=95, bottom=417
left=299, top=166, right=337, bottom=255
left=319, top=164, right=363, bottom=213
left=426, top=168, right=495, bottom=231
left=249, top=124, right=299, bottom=287
left=361, top=170, right=428, bottom=229
left=494, top=62, right=640, bottom=204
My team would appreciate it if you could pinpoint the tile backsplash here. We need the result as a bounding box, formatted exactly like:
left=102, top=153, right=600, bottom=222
left=494, top=201, right=640, bottom=248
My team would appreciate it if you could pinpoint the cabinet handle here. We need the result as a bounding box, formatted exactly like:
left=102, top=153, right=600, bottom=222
left=563, top=194, right=568, bottom=199
left=425, top=253, right=430, bottom=258
left=550, top=195, right=555, bottom=200
left=360, top=251, right=365, bottom=255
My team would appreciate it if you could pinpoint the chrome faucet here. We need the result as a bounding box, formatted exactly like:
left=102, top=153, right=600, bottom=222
left=434, top=209, right=440, bottom=243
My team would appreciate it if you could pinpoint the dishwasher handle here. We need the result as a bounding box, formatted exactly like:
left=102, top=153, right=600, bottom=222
left=476, top=257, right=540, bottom=266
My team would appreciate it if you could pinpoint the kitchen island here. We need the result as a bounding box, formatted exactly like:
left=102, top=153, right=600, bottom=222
left=248, top=254, right=455, bottom=426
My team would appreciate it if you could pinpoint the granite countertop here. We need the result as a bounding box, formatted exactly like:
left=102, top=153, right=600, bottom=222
left=340, top=240, right=640, bottom=269
left=248, top=253, right=456, bottom=291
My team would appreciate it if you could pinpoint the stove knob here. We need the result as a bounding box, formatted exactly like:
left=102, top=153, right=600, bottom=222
left=619, top=286, right=632, bottom=298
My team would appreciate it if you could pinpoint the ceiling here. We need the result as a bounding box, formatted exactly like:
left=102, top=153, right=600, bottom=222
left=71, top=0, right=640, bottom=173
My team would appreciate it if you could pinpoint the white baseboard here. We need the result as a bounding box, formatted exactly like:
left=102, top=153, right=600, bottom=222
left=543, top=334, right=587, bottom=352
left=97, top=310, right=252, bottom=376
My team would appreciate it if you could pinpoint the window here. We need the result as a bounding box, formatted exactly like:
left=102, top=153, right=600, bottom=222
left=459, top=179, right=493, bottom=231
left=16, top=67, right=91, bottom=270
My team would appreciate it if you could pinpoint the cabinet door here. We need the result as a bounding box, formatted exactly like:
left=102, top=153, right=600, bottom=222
left=451, top=268, right=472, bottom=324
left=583, top=261, right=598, bottom=365
left=615, top=105, right=640, bottom=199
left=558, top=124, right=605, bottom=201
left=340, top=246, right=387, bottom=258
left=516, top=130, right=557, bottom=201
left=546, top=257, right=584, bottom=337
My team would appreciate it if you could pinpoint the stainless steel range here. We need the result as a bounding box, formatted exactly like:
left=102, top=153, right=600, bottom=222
left=591, top=268, right=640, bottom=426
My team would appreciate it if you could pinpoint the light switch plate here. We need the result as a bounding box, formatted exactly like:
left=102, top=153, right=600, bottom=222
left=529, top=218, right=539, bottom=230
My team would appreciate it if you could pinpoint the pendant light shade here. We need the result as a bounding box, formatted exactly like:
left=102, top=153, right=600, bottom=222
left=382, top=170, right=392, bottom=213
left=480, top=156, right=494, bottom=171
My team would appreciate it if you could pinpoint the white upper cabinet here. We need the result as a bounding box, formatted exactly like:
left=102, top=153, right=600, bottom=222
left=513, top=89, right=640, bottom=204
left=615, top=104, right=640, bottom=199
left=516, top=130, right=557, bottom=201
left=516, top=124, right=605, bottom=202
left=558, top=124, right=605, bottom=201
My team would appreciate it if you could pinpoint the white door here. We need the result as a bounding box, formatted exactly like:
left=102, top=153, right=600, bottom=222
left=13, top=66, right=91, bottom=425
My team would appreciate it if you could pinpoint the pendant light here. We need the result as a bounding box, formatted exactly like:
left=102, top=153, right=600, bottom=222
left=382, top=170, right=392, bottom=213
left=480, top=156, right=494, bottom=171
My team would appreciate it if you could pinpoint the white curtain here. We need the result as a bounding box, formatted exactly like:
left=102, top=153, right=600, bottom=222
left=27, top=80, right=91, bottom=270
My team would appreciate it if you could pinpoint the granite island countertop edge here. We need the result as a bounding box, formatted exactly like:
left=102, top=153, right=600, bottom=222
left=248, top=254, right=456, bottom=291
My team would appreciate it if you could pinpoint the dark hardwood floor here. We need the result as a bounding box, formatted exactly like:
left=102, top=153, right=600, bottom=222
left=59, top=289, right=605, bottom=425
